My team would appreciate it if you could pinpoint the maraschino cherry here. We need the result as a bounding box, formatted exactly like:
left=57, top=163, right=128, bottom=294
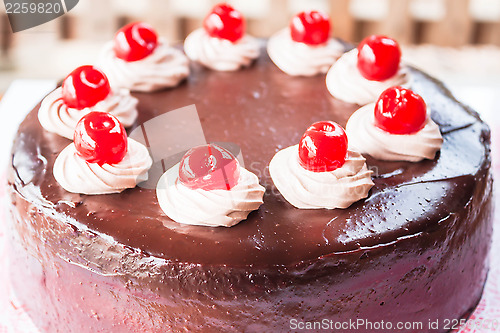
left=298, top=121, right=348, bottom=172
left=74, top=112, right=128, bottom=165
left=290, top=11, right=330, bottom=45
left=203, top=3, right=245, bottom=43
left=374, top=86, right=427, bottom=135
left=357, top=35, right=401, bottom=81
left=179, top=144, right=240, bottom=191
left=61, top=66, right=111, bottom=110
left=113, top=22, right=158, bottom=62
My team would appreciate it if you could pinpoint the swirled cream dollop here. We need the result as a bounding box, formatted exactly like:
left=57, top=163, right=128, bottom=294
left=38, top=87, right=138, bottom=140
left=345, top=103, right=443, bottom=162
left=54, top=139, right=152, bottom=195
left=267, top=28, right=344, bottom=76
left=99, top=40, right=190, bottom=92
left=184, top=28, right=260, bottom=71
left=156, top=164, right=265, bottom=227
left=269, top=145, right=373, bottom=209
left=326, top=49, right=410, bottom=105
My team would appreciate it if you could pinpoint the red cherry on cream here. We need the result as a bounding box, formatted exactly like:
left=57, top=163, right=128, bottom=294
left=61, top=66, right=111, bottom=110
left=74, top=112, right=128, bottom=165
left=357, top=35, right=401, bottom=81
left=203, top=3, right=245, bottom=43
left=179, top=144, right=240, bottom=191
left=113, top=22, right=158, bottom=62
left=374, top=86, right=427, bottom=135
left=298, top=121, right=348, bottom=172
left=290, top=11, right=331, bottom=45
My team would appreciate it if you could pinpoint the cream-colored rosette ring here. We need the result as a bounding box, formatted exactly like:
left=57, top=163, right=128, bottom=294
left=346, top=86, right=443, bottom=162
left=268, top=11, right=344, bottom=76
left=156, top=144, right=265, bottom=227
left=326, top=35, right=410, bottom=105
left=38, top=65, right=138, bottom=139
left=270, top=121, right=373, bottom=209
left=184, top=4, right=259, bottom=71
left=99, top=22, right=189, bottom=92
left=54, top=112, right=152, bottom=195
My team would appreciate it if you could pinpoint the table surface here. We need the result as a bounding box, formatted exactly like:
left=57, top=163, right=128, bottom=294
left=0, top=80, right=499, bottom=332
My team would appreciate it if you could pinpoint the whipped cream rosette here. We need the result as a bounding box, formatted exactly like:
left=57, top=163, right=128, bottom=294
left=345, top=86, right=443, bottom=162
left=99, top=22, right=189, bottom=92
left=326, top=35, right=411, bottom=105
left=269, top=121, right=373, bottom=209
left=268, top=11, right=344, bottom=76
left=156, top=144, right=265, bottom=227
left=54, top=112, right=152, bottom=195
left=38, top=65, right=138, bottom=139
left=184, top=4, right=259, bottom=71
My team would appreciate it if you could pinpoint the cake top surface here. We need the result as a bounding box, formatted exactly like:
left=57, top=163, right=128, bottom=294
left=11, top=47, right=489, bottom=267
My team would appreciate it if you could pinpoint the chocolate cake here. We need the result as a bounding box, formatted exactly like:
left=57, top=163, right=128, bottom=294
left=5, top=48, right=493, bottom=332
left=5, top=8, right=494, bottom=331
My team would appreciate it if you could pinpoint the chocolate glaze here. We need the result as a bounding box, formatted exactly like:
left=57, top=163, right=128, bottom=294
left=7, top=46, right=493, bottom=332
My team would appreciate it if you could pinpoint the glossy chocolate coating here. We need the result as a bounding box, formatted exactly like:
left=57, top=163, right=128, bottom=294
left=7, top=46, right=493, bottom=332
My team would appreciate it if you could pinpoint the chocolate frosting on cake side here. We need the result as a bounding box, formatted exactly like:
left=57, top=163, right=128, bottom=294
left=7, top=47, right=494, bottom=332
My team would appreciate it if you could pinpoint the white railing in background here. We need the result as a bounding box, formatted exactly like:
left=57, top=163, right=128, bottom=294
left=1, top=0, right=500, bottom=73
